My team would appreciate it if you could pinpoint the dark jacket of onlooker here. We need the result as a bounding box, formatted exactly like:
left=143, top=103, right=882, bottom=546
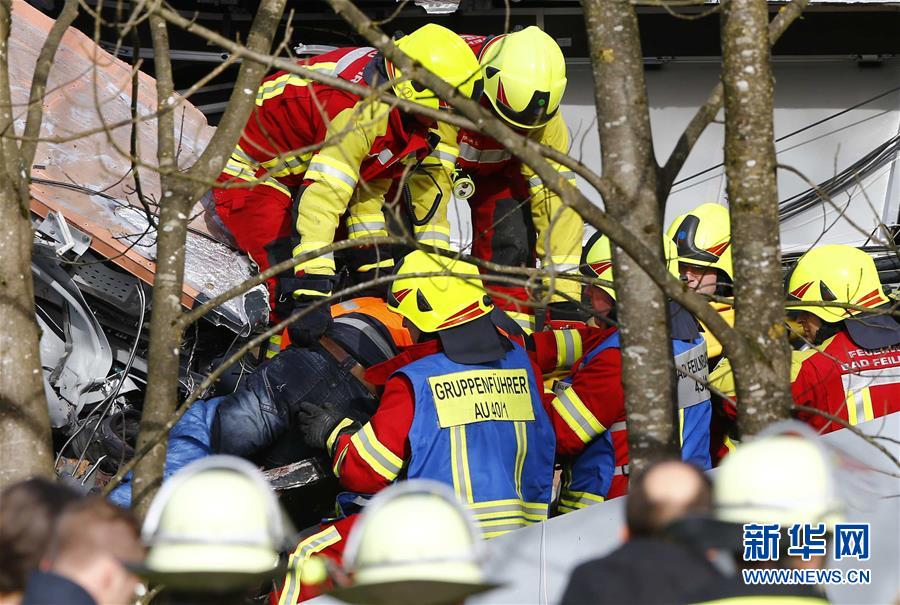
left=560, top=460, right=721, bottom=605
left=21, top=571, right=96, bottom=605
left=561, top=539, right=721, bottom=605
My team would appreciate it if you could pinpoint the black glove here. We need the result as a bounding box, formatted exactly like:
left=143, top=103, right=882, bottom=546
left=295, top=401, right=359, bottom=454
left=287, top=299, right=333, bottom=347
left=548, top=301, right=589, bottom=323
left=280, top=275, right=335, bottom=347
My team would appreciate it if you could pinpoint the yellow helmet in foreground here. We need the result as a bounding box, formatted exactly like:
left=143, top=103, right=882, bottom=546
left=787, top=244, right=888, bottom=323
left=388, top=251, right=492, bottom=333
left=665, top=203, right=733, bottom=281
left=480, top=26, right=566, bottom=129
left=389, top=24, right=483, bottom=111
left=332, top=480, right=498, bottom=605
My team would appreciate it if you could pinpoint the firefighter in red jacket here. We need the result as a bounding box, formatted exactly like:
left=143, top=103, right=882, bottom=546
left=212, top=24, right=481, bottom=345
left=529, top=234, right=712, bottom=510
left=711, top=244, right=900, bottom=432
left=788, top=244, right=900, bottom=431
left=412, top=27, right=583, bottom=333
left=294, top=250, right=558, bottom=539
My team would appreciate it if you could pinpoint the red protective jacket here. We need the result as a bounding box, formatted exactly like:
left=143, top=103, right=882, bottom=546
left=792, top=330, right=900, bottom=432
left=529, top=326, right=632, bottom=497
left=328, top=337, right=585, bottom=493
left=275, top=515, right=358, bottom=605
left=215, top=46, right=438, bottom=282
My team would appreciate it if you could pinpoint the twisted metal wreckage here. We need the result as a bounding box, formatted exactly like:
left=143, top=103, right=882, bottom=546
left=11, top=2, right=275, bottom=489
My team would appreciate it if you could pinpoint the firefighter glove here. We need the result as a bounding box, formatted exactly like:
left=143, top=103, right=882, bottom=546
left=283, top=274, right=335, bottom=347
left=287, top=300, right=332, bottom=347
left=295, top=400, right=359, bottom=455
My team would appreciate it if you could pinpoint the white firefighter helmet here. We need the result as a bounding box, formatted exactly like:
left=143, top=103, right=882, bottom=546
left=131, top=455, right=289, bottom=591
left=714, top=422, right=844, bottom=528
left=331, top=480, right=500, bottom=605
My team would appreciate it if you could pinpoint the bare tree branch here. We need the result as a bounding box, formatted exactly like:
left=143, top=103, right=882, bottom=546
left=131, top=0, right=287, bottom=516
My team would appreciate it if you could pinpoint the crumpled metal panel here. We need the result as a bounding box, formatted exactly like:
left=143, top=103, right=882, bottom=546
left=33, top=248, right=113, bottom=423
left=10, top=1, right=268, bottom=333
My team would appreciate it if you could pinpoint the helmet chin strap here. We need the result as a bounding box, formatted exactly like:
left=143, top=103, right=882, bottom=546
left=812, top=320, right=843, bottom=346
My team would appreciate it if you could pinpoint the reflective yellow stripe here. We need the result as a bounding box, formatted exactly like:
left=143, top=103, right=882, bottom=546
left=468, top=499, right=547, bottom=522
left=558, top=489, right=605, bottom=514
left=347, top=213, right=388, bottom=238
left=256, top=65, right=338, bottom=105
left=551, top=385, right=605, bottom=443
left=678, top=408, right=685, bottom=447
left=528, top=170, right=577, bottom=191
left=259, top=175, right=291, bottom=197
left=506, top=311, right=535, bottom=334
left=861, top=387, right=874, bottom=422
left=723, top=434, right=737, bottom=453
left=305, top=155, right=358, bottom=194
left=430, top=142, right=458, bottom=169
left=356, top=258, right=395, bottom=273
left=548, top=256, right=581, bottom=276
left=846, top=390, right=859, bottom=426
left=266, top=334, right=282, bottom=359
left=350, top=423, right=403, bottom=481
left=233, top=145, right=256, bottom=165
left=326, top=418, right=355, bottom=453
left=413, top=224, right=452, bottom=247
left=279, top=525, right=342, bottom=605
left=553, top=330, right=583, bottom=370
left=450, top=425, right=474, bottom=503
left=468, top=498, right=548, bottom=512
left=292, top=241, right=336, bottom=276
left=261, top=151, right=314, bottom=178
left=221, top=157, right=257, bottom=182
left=332, top=444, right=349, bottom=477
left=513, top=421, right=527, bottom=500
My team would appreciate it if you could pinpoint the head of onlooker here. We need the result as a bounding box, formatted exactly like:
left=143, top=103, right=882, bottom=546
left=0, top=478, right=80, bottom=604
left=713, top=424, right=843, bottom=571
left=21, top=496, right=143, bottom=605
left=625, top=459, right=712, bottom=540
left=132, top=456, right=290, bottom=605
left=331, top=480, right=499, bottom=605
left=559, top=461, right=718, bottom=605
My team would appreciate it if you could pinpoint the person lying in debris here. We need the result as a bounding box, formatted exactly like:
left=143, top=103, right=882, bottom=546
left=212, top=296, right=412, bottom=467
left=109, top=296, right=411, bottom=506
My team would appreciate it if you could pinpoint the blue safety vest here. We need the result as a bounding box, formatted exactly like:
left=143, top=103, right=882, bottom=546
left=396, top=342, right=556, bottom=538
left=557, top=331, right=712, bottom=512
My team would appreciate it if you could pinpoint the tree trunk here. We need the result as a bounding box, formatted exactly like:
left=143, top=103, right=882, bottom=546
left=583, top=0, right=679, bottom=468
left=0, top=180, right=54, bottom=486
left=131, top=0, right=286, bottom=516
left=721, top=0, right=793, bottom=434
left=0, top=0, right=53, bottom=486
